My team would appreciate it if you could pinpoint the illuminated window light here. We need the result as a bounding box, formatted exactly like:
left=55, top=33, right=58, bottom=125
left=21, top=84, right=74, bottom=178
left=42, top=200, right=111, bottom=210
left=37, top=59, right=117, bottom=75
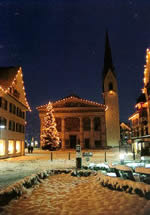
left=8, top=140, right=14, bottom=154
left=16, top=141, right=21, bottom=153
left=0, top=140, right=5, bottom=155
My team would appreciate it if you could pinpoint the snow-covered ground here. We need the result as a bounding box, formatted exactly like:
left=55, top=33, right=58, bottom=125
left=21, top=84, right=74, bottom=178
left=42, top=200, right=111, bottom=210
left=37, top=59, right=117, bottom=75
left=0, top=149, right=150, bottom=215
left=1, top=173, right=150, bottom=215
left=0, top=148, right=140, bottom=190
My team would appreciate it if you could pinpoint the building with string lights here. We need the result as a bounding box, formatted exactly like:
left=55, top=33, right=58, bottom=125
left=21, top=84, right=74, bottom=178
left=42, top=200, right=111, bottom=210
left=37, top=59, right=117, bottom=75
left=37, top=32, right=120, bottom=149
left=129, top=48, right=150, bottom=154
left=0, top=67, right=31, bottom=158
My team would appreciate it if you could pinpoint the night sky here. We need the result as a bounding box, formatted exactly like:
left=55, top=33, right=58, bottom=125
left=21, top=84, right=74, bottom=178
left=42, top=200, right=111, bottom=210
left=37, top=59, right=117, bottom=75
left=0, top=0, right=150, bottom=139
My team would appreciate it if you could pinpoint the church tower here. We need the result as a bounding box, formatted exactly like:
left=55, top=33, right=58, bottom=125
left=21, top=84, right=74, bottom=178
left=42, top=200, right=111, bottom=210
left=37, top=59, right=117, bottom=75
left=102, top=31, right=120, bottom=147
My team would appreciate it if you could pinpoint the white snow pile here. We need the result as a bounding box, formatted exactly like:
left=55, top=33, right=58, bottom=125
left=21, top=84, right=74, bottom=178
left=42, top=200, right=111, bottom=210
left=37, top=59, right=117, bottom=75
left=97, top=172, right=150, bottom=200
left=0, top=169, right=71, bottom=207
left=88, top=163, right=109, bottom=170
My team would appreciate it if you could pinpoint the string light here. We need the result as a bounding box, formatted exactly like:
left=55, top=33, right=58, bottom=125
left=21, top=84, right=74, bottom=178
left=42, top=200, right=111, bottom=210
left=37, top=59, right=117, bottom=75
left=0, top=67, right=31, bottom=111
left=36, top=95, right=106, bottom=111
left=128, top=113, right=139, bottom=121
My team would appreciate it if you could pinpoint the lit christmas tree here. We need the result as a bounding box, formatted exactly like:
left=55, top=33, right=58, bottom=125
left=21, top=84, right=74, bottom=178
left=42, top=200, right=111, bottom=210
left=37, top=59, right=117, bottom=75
left=41, top=102, right=59, bottom=147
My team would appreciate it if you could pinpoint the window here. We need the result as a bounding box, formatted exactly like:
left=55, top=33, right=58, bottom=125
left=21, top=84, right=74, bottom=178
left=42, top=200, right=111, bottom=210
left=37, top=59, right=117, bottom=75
left=19, top=109, right=22, bottom=117
left=0, top=117, right=7, bottom=129
left=22, top=112, right=25, bottom=119
left=109, top=82, right=113, bottom=91
left=22, top=125, right=25, bottom=133
left=0, top=97, right=8, bottom=110
left=141, top=128, right=144, bottom=136
left=16, top=123, right=19, bottom=132
left=16, top=107, right=19, bottom=116
left=16, top=141, right=21, bottom=153
left=19, top=124, right=21, bottom=132
left=9, top=121, right=12, bottom=130
left=9, top=120, right=15, bottom=131
left=8, top=140, right=14, bottom=154
left=13, top=105, right=16, bottom=114
left=4, top=100, right=7, bottom=110
left=9, top=103, right=12, bottom=113
left=13, top=121, right=15, bottom=131
left=0, top=140, right=5, bottom=155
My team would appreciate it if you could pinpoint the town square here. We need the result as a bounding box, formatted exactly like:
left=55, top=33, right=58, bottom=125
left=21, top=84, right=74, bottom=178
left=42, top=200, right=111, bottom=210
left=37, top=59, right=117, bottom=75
left=0, top=1, right=150, bottom=215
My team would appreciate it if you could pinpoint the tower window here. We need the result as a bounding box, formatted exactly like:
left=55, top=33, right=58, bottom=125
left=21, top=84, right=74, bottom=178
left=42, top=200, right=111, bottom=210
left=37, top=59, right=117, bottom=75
left=109, top=82, right=113, bottom=91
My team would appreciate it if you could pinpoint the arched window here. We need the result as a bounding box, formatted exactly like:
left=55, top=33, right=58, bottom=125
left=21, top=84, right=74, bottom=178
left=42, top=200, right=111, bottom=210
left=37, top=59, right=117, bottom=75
left=109, top=82, right=113, bottom=91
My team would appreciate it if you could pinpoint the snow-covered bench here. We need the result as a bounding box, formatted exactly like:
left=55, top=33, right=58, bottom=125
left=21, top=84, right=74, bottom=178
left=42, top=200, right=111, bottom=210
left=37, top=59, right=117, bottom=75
left=135, top=167, right=150, bottom=184
left=115, top=165, right=135, bottom=181
left=108, top=164, right=135, bottom=181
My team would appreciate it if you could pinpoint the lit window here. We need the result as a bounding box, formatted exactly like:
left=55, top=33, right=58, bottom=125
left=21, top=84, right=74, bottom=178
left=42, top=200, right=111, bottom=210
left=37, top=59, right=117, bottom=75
left=0, top=140, right=5, bottom=155
left=16, top=141, right=21, bottom=153
left=8, top=140, right=14, bottom=154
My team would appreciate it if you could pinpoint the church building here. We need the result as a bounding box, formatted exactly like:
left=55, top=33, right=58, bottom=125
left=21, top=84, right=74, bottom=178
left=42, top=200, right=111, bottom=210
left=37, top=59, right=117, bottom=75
left=37, top=32, right=120, bottom=149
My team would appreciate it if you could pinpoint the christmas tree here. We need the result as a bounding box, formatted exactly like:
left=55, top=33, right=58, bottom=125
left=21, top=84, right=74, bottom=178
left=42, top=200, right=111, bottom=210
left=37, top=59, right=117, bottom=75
left=41, top=102, right=59, bottom=147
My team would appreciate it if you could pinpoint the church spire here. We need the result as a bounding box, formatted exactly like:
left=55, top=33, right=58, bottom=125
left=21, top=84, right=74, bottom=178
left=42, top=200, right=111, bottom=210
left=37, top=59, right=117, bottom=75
left=102, top=31, right=115, bottom=85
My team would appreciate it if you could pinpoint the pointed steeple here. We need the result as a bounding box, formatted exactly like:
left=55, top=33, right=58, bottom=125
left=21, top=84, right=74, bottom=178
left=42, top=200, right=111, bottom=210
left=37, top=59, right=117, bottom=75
left=102, top=31, right=116, bottom=84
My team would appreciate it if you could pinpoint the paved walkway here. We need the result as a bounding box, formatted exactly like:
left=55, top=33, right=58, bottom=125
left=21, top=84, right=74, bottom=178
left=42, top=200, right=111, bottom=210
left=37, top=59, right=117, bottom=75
left=1, top=174, right=150, bottom=215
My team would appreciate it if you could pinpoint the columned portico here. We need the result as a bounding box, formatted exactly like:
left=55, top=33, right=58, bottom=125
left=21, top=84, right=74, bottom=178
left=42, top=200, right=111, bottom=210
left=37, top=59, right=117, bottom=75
left=37, top=95, right=107, bottom=149
left=90, top=117, right=95, bottom=148
left=80, top=117, right=84, bottom=149
left=61, top=117, right=65, bottom=149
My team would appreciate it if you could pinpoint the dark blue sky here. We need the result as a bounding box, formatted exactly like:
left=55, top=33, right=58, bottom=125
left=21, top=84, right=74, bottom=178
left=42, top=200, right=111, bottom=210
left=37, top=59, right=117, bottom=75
left=0, top=0, right=150, bottom=125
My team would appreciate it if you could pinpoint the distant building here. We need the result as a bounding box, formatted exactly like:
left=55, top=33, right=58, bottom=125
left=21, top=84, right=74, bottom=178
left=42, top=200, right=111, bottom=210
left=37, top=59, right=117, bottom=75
left=37, top=32, right=120, bottom=149
left=120, top=122, right=131, bottom=145
left=129, top=49, right=150, bottom=154
left=0, top=67, right=31, bottom=158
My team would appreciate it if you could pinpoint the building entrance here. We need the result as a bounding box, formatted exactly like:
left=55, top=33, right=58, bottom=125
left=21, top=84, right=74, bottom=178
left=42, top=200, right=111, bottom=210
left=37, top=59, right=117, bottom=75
left=70, top=135, right=77, bottom=148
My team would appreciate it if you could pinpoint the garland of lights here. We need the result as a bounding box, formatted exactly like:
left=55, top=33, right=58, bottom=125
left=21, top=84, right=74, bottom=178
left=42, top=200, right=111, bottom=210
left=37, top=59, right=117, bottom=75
left=0, top=67, right=31, bottom=111
left=37, top=96, right=108, bottom=111
left=129, top=48, right=150, bottom=121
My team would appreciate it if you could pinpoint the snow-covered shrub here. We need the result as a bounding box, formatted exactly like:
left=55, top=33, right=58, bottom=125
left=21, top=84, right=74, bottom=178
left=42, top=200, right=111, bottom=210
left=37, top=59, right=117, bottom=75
left=97, top=173, right=150, bottom=200
left=0, top=168, right=71, bottom=206
left=71, top=170, right=94, bottom=177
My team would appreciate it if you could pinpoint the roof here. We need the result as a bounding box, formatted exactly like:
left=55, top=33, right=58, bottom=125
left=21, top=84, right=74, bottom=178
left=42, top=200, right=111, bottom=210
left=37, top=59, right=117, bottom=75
left=37, top=95, right=106, bottom=110
left=120, top=122, right=131, bottom=131
left=0, top=67, right=19, bottom=90
left=136, top=93, right=146, bottom=104
left=102, top=31, right=116, bottom=91
left=0, top=66, right=31, bottom=111
left=128, top=111, right=139, bottom=120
